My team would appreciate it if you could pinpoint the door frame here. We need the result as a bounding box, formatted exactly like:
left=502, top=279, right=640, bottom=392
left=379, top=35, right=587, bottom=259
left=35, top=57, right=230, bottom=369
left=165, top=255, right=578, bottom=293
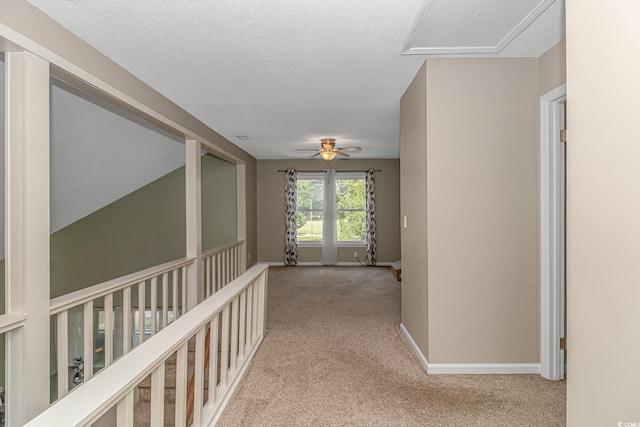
left=540, top=84, right=567, bottom=380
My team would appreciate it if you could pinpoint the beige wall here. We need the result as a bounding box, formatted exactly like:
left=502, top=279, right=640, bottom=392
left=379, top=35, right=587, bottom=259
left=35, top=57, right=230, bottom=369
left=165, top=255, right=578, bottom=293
left=400, top=58, right=544, bottom=364
left=566, top=0, right=640, bottom=424
left=426, top=58, right=539, bottom=363
left=399, top=62, right=429, bottom=356
left=257, top=159, right=400, bottom=263
left=538, top=40, right=566, bottom=96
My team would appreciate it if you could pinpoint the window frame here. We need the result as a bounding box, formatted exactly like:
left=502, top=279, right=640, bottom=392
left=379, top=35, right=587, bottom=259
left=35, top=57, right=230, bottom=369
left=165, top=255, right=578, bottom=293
left=295, top=172, right=367, bottom=247
left=335, top=172, right=366, bottom=245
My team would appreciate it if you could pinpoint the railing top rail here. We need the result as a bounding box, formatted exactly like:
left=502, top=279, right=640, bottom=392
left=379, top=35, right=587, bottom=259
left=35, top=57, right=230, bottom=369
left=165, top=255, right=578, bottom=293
left=29, top=264, right=268, bottom=427
left=50, top=257, right=196, bottom=315
left=201, top=240, right=244, bottom=258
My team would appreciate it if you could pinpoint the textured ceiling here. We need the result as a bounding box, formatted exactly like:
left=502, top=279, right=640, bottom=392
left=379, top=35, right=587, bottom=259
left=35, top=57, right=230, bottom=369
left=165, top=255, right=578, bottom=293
left=27, top=0, right=564, bottom=160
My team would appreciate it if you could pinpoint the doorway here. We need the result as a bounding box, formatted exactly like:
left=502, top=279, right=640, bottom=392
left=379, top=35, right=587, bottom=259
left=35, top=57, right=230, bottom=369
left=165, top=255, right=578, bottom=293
left=540, top=84, right=567, bottom=381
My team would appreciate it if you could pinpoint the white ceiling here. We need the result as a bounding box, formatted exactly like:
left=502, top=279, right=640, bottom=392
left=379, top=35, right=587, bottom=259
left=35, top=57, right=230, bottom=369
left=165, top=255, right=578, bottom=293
left=27, top=0, right=565, bottom=160
left=49, top=81, right=186, bottom=235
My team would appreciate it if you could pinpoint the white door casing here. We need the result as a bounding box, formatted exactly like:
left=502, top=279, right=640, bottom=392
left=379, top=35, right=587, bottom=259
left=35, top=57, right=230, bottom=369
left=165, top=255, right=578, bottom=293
left=540, top=84, right=566, bottom=380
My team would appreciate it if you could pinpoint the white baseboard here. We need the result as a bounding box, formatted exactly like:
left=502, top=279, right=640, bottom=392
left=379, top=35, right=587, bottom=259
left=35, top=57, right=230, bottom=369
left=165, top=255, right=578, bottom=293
left=400, top=323, right=429, bottom=372
left=259, top=261, right=394, bottom=267
left=400, top=323, right=540, bottom=375
left=427, top=363, right=540, bottom=375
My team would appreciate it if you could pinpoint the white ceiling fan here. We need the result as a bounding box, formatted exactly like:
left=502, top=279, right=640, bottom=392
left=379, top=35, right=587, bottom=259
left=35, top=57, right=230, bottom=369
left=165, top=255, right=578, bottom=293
left=295, top=138, right=362, bottom=161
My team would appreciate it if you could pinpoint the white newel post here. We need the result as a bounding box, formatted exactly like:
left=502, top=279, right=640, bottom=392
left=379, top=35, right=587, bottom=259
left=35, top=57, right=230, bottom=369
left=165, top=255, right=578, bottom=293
left=236, top=164, right=247, bottom=273
left=185, top=139, right=202, bottom=309
left=5, top=51, right=51, bottom=424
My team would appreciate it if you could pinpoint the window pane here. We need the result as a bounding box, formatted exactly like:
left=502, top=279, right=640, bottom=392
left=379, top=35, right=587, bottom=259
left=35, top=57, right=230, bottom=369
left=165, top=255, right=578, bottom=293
left=297, top=210, right=323, bottom=241
left=337, top=210, right=366, bottom=242
left=336, top=179, right=365, bottom=210
left=296, top=178, right=324, bottom=241
left=297, top=179, right=324, bottom=210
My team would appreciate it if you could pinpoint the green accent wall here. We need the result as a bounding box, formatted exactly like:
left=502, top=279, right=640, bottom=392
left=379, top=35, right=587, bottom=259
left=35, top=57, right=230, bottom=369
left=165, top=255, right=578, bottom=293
left=202, top=155, right=237, bottom=250
left=50, top=166, right=187, bottom=298
left=49, top=154, right=238, bottom=299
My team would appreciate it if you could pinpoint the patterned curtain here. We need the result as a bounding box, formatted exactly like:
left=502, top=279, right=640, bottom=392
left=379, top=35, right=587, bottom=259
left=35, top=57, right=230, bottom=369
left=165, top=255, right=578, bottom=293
left=365, top=168, right=377, bottom=266
left=284, top=169, right=298, bottom=266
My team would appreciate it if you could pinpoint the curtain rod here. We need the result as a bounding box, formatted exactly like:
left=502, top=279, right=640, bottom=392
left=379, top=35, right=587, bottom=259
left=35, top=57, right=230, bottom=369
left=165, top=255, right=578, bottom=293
left=277, top=169, right=381, bottom=173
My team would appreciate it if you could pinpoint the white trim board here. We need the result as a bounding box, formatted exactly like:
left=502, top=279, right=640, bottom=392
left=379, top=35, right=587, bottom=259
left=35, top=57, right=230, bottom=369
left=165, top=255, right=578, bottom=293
left=260, top=262, right=394, bottom=267
left=401, top=0, right=557, bottom=55
left=427, top=363, right=540, bottom=375
left=400, top=323, right=429, bottom=372
left=400, top=323, right=541, bottom=375
left=539, top=83, right=567, bottom=381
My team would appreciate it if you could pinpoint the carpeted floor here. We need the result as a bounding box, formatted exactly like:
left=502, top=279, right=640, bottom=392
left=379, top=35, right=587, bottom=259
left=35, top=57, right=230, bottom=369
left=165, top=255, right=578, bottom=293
left=218, top=266, right=566, bottom=426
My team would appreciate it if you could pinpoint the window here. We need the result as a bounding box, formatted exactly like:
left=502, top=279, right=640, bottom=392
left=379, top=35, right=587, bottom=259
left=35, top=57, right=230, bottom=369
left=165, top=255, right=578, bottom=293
left=296, top=175, right=324, bottom=242
left=296, top=172, right=366, bottom=244
left=336, top=177, right=366, bottom=242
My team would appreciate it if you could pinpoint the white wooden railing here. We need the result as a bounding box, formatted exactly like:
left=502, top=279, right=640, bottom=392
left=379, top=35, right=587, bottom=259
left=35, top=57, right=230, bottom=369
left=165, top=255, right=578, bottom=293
left=30, top=264, right=269, bottom=427
left=49, top=257, right=195, bottom=400
left=202, top=241, right=244, bottom=298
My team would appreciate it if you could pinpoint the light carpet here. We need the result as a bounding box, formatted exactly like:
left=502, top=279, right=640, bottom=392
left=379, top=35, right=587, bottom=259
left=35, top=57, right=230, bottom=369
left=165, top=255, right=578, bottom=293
left=217, top=266, right=565, bottom=426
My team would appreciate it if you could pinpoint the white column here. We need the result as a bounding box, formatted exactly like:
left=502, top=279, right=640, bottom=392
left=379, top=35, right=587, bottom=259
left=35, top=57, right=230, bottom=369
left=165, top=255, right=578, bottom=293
left=5, top=51, right=50, bottom=424
left=185, top=139, right=202, bottom=309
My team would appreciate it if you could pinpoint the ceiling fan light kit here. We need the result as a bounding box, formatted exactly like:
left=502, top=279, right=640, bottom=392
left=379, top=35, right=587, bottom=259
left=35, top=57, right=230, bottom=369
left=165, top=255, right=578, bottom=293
left=294, top=138, right=362, bottom=162
left=320, top=151, right=337, bottom=161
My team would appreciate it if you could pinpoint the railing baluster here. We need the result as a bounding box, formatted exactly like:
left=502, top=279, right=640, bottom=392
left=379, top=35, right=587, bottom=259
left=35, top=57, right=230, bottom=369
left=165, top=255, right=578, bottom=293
left=172, top=268, right=179, bottom=320
left=252, top=280, right=259, bottom=341
left=138, top=281, right=146, bottom=345
left=208, top=315, right=219, bottom=405
left=220, top=305, right=230, bottom=389
left=162, top=272, right=169, bottom=329
left=193, top=328, right=206, bottom=426
left=229, top=248, right=233, bottom=280
left=150, top=276, right=158, bottom=336
left=116, top=389, right=134, bottom=427
left=181, top=266, right=187, bottom=316
left=175, top=344, right=188, bottom=427
left=238, top=290, right=246, bottom=362
left=230, top=296, right=239, bottom=373
left=56, top=311, right=69, bottom=399
left=216, top=253, right=221, bottom=291
left=223, top=250, right=228, bottom=286
left=105, top=293, right=114, bottom=367
left=150, top=363, right=166, bottom=426
left=246, top=282, right=253, bottom=350
left=234, top=245, right=239, bottom=278
left=122, top=287, right=131, bottom=355
left=205, top=256, right=211, bottom=297
left=257, top=273, right=267, bottom=335
left=83, top=300, right=94, bottom=381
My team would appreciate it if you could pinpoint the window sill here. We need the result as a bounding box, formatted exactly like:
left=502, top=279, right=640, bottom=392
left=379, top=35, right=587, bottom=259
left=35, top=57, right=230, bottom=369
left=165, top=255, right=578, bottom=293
left=298, top=242, right=322, bottom=247
left=297, top=242, right=365, bottom=248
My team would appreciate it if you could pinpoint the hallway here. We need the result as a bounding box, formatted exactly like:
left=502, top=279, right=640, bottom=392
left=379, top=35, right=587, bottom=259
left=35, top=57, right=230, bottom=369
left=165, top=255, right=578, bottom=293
left=218, top=267, right=565, bottom=426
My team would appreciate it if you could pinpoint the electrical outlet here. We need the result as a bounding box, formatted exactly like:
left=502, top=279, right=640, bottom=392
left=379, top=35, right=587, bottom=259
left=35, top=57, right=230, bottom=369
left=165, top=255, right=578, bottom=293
left=354, top=251, right=358, bottom=259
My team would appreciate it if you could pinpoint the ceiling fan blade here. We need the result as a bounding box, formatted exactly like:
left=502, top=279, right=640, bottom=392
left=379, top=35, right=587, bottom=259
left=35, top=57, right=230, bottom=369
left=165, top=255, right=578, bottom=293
left=337, top=147, right=362, bottom=152
left=335, top=151, right=350, bottom=158
left=295, top=148, right=320, bottom=152
left=309, top=152, right=322, bottom=158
